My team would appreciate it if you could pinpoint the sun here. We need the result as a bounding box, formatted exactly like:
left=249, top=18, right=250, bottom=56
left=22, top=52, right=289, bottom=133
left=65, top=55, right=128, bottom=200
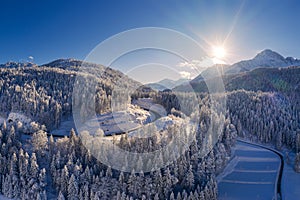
left=212, top=46, right=226, bottom=59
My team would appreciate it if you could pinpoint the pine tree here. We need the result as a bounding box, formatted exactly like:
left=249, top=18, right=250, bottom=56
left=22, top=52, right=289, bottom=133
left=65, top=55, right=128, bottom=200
left=176, top=192, right=182, bottom=200
left=127, top=169, right=137, bottom=195
left=31, top=130, right=48, bottom=156
left=170, top=192, right=175, bottom=200
left=39, top=168, right=47, bottom=188
left=67, top=174, right=79, bottom=200
left=58, top=191, right=65, bottom=200
left=185, top=165, right=194, bottom=189
left=29, top=153, right=39, bottom=179
left=49, top=134, right=54, bottom=154
left=60, top=165, right=69, bottom=195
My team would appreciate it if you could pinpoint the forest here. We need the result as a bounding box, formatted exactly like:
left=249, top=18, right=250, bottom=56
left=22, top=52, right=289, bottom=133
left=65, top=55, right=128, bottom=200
left=0, top=61, right=237, bottom=199
left=0, top=60, right=299, bottom=199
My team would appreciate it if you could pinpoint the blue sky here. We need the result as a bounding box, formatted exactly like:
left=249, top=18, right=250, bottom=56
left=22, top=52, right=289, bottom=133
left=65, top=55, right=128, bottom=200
left=1, top=0, right=300, bottom=81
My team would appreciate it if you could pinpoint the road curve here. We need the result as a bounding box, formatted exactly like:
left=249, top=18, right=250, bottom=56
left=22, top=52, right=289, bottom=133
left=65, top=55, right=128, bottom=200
left=218, top=139, right=284, bottom=200
left=237, top=139, right=284, bottom=200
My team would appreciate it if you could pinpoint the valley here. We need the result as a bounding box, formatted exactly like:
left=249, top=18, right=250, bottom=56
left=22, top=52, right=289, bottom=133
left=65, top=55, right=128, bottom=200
left=0, top=49, right=299, bottom=199
left=2, top=1, right=300, bottom=199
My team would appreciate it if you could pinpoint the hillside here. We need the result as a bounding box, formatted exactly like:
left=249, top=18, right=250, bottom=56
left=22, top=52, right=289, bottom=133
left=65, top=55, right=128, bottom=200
left=146, top=78, right=189, bottom=91
left=0, top=59, right=237, bottom=200
left=175, top=66, right=300, bottom=94
left=0, top=59, right=140, bottom=131
left=190, top=49, right=300, bottom=84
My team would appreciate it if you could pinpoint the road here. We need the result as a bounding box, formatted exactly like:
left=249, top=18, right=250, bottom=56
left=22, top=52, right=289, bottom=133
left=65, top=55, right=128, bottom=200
left=218, top=140, right=283, bottom=200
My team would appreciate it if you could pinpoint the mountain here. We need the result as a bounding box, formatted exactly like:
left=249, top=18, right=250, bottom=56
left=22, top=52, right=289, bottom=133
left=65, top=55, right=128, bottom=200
left=226, top=49, right=300, bottom=74
left=192, top=49, right=300, bottom=82
left=145, top=83, right=168, bottom=91
left=191, top=64, right=228, bottom=82
left=0, top=58, right=141, bottom=130
left=0, top=61, right=37, bottom=68
left=225, top=66, right=300, bottom=93
left=146, top=78, right=189, bottom=91
left=175, top=49, right=300, bottom=91
left=42, top=58, right=104, bottom=71
left=174, top=66, right=300, bottom=93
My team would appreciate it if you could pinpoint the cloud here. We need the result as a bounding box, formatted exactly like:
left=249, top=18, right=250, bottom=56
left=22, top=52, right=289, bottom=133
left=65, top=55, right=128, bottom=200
left=177, top=58, right=215, bottom=71
left=179, top=71, right=191, bottom=79
left=177, top=60, right=201, bottom=69
left=28, top=56, right=34, bottom=60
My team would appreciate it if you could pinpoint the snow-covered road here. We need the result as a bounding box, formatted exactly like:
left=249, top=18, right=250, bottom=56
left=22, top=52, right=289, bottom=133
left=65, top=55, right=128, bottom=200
left=218, top=141, right=281, bottom=200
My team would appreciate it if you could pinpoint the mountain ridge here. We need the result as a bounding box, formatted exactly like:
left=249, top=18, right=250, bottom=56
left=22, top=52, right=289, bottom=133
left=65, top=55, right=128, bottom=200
left=176, top=49, right=300, bottom=91
left=174, top=66, right=300, bottom=93
left=146, top=78, right=189, bottom=91
left=226, top=49, right=300, bottom=74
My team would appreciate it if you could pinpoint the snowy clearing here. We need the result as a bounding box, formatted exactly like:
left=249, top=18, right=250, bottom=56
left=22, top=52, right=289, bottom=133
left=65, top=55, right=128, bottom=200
left=50, top=116, right=75, bottom=137
left=132, top=98, right=154, bottom=110
left=80, top=104, right=152, bottom=136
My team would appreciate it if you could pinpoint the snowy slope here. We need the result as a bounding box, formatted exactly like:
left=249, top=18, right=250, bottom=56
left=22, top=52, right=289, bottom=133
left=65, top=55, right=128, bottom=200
left=82, top=104, right=152, bottom=136
left=180, top=49, right=300, bottom=89
left=191, top=64, right=228, bottom=82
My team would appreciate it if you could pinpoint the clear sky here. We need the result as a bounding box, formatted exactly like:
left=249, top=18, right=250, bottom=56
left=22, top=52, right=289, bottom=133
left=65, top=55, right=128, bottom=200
left=1, top=0, right=300, bottom=81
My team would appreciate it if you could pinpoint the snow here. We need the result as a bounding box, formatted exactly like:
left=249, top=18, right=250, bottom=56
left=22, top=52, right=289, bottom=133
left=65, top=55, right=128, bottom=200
left=227, top=139, right=300, bottom=199
left=7, top=112, right=32, bottom=125
left=218, top=141, right=281, bottom=200
left=53, top=100, right=176, bottom=138
left=281, top=150, right=300, bottom=199
left=0, top=195, right=13, bottom=200
left=226, top=49, right=300, bottom=74
left=132, top=98, right=154, bottom=110
left=132, top=98, right=168, bottom=120
left=76, top=101, right=183, bottom=138
left=153, top=116, right=174, bottom=130
left=0, top=116, right=5, bottom=125
left=0, top=112, right=36, bottom=133
left=0, top=61, right=37, bottom=69
left=50, top=116, right=75, bottom=137
left=127, top=115, right=183, bottom=138
left=82, top=104, right=152, bottom=136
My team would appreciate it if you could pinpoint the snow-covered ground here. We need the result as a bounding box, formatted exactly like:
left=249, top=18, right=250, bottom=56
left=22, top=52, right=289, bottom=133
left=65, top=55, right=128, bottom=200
left=0, top=112, right=33, bottom=126
left=282, top=162, right=300, bottom=200
left=0, top=195, right=12, bottom=200
left=7, top=112, right=32, bottom=125
left=218, top=141, right=281, bottom=200
left=132, top=98, right=154, bottom=110
left=281, top=150, right=300, bottom=199
left=80, top=104, right=152, bottom=136
left=50, top=116, right=75, bottom=137
left=52, top=98, right=169, bottom=137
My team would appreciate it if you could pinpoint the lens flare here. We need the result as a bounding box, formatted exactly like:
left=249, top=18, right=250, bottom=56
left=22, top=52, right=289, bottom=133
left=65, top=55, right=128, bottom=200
left=212, top=46, right=226, bottom=59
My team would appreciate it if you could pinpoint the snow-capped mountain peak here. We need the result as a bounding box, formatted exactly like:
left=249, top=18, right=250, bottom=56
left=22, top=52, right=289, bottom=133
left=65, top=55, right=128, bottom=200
left=226, top=49, right=300, bottom=74
left=253, top=49, right=285, bottom=61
